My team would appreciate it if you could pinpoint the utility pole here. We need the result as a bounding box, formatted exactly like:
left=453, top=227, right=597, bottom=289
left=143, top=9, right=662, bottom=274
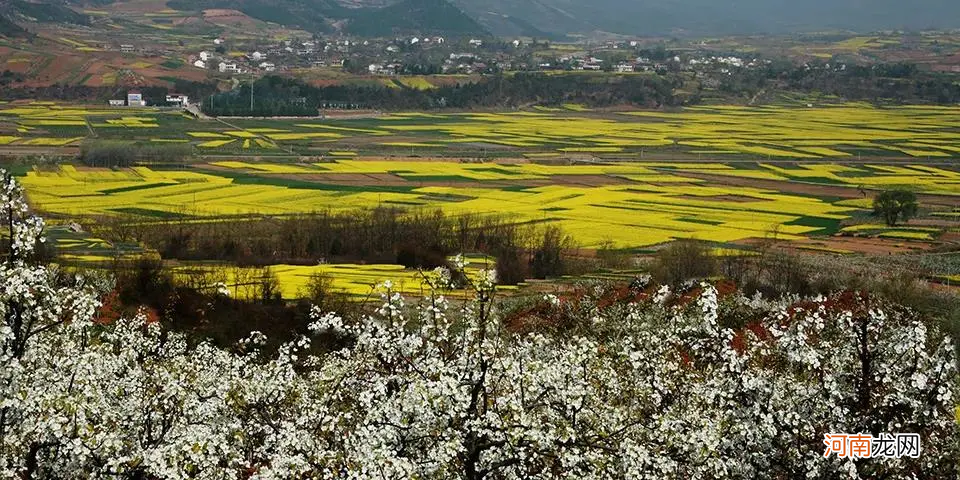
left=250, top=80, right=254, bottom=112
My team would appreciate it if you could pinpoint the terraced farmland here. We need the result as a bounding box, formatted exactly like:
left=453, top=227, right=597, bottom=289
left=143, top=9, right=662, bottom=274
left=4, top=102, right=960, bottom=159
left=20, top=161, right=960, bottom=250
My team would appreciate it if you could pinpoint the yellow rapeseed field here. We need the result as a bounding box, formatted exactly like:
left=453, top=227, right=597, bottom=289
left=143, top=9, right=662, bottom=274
left=20, top=162, right=909, bottom=249
left=2, top=102, right=960, bottom=157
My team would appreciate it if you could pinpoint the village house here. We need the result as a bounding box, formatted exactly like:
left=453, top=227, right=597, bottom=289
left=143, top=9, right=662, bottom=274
left=126, top=90, right=145, bottom=107
left=251, top=51, right=264, bottom=61
left=218, top=62, right=238, bottom=73
left=469, top=39, right=483, bottom=47
left=108, top=99, right=125, bottom=107
left=367, top=63, right=396, bottom=75
left=165, top=94, right=189, bottom=106
left=259, top=62, right=276, bottom=72
left=199, top=51, right=211, bottom=61
left=193, top=59, right=207, bottom=69
left=120, top=44, right=134, bottom=53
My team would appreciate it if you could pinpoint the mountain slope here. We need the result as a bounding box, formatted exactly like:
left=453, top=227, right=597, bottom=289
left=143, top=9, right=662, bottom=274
left=346, top=0, right=487, bottom=37
left=475, top=11, right=566, bottom=40
left=165, top=0, right=347, bottom=32
left=454, top=0, right=960, bottom=36
left=2, top=0, right=90, bottom=26
left=164, top=0, right=486, bottom=36
left=0, top=14, right=29, bottom=38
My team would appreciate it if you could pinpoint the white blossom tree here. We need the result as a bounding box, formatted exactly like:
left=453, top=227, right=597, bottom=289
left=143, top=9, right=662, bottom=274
left=0, top=170, right=956, bottom=479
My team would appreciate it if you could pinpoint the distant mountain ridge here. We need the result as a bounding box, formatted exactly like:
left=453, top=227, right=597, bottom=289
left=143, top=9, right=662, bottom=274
left=3, top=0, right=960, bottom=39
left=452, top=0, right=960, bottom=36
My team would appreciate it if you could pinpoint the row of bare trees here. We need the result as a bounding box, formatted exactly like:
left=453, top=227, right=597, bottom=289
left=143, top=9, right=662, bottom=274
left=95, top=208, right=584, bottom=285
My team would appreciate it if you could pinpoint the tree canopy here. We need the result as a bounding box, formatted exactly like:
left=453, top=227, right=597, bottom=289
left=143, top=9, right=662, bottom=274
left=873, top=189, right=919, bottom=226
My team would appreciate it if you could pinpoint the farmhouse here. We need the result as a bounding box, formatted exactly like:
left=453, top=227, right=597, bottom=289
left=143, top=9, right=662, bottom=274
left=165, top=94, right=189, bottom=106
left=367, top=63, right=395, bottom=75
left=126, top=91, right=145, bottom=107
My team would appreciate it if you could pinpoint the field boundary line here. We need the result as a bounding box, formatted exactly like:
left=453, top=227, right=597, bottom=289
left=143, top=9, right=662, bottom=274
left=84, top=117, right=97, bottom=138
left=213, top=117, right=298, bottom=157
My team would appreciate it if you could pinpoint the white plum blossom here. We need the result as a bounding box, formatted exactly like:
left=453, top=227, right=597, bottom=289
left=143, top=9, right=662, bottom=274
left=214, top=281, right=230, bottom=297
left=543, top=293, right=561, bottom=307
left=451, top=254, right=466, bottom=270
left=653, top=284, right=671, bottom=305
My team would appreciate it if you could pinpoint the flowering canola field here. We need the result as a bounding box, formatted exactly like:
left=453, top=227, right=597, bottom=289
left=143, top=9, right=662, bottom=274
left=23, top=161, right=959, bottom=249
left=3, top=103, right=960, bottom=158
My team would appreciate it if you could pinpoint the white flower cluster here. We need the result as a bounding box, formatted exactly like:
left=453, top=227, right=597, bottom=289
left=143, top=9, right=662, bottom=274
left=0, top=171, right=44, bottom=260
left=214, top=282, right=230, bottom=297
left=542, top=293, right=561, bottom=307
